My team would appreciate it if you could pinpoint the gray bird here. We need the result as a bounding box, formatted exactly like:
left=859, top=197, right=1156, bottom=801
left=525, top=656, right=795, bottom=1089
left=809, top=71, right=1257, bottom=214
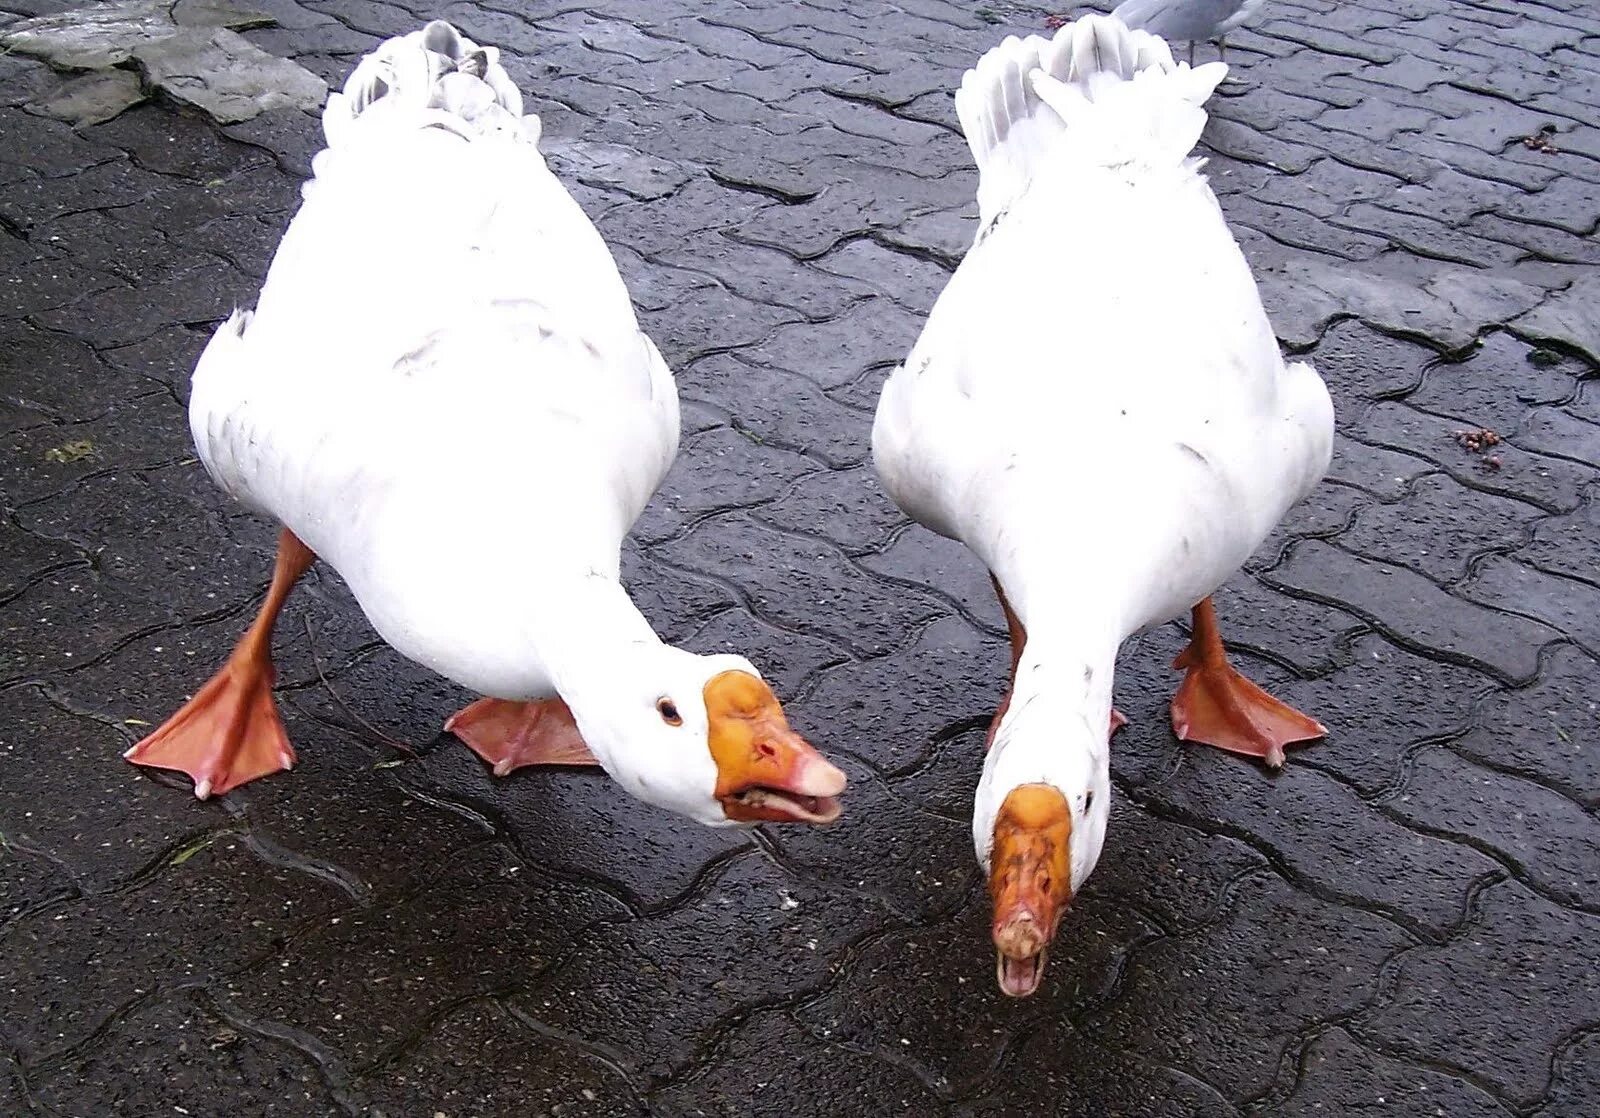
left=1110, top=0, right=1268, bottom=64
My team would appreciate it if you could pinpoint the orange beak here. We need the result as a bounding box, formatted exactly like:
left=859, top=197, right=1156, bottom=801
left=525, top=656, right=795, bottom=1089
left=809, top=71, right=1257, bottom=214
left=704, top=670, right=846, bottom=824
left=989, top=783, right=1073, bottom=998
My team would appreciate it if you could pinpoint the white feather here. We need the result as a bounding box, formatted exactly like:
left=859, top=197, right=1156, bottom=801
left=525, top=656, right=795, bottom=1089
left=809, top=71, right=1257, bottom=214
left=954, top=15, right=1224, bottom=224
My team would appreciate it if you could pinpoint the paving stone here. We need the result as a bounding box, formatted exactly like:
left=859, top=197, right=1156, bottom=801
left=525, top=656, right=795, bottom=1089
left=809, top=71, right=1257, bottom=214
left=656, top=231, right=877, bottom=323
left=753, top=465, right=908, bottom=556
left=1229, top=194, right=1390, bottom=261
left=518, top=850, right=887, bottom=1081
left=1259, top=256, right=1546, bottom=354
left=1086, top=799, right=1269, bottom=933
left=1518, top=405, right=1600, bottom=469
left=1264, top=540, right=1560, bottom=682
left=0, top=680, right=232, bottom=892
left=1333, top=202, right=1525, bottom=269
left=544, top=136, right=694, bottom=202
left=25, top=67, right=147, bottom=126
left=650, top=1012, right=943, bottom=1117
left=794, top=889, right=1158, bottom=1097
left=773, top=727, right=972, bottom=892
left=1406, top=330, right=1578, bottom=433
left=882, top=205, right=975, bottom=263
left=1, top=0, right=268, bottom=69
left=1518, top=483, right=1600, bottom=584
left=1512, top=272, right=1600, bottom=367
left=1091, top=872, right=1411, bottom=1103
left=220, top=845, right=623, bottom=1068
left=810, top=236, right=952, bottom=314
left=1404, top=133, right=1564, bottom=192
left=1249, top=156, right=1405, bottom=219
left=1538, top=1032, right=1600, bottom=1118
left=620, top=543, right=743, bottom=648
left=358, top=1000, right=635, bottom=1118
left=0, top=239, right=123, bottom=319
left=1277, top=633, right=1488, bottom=797
left=963, top=1016, right=1239, bottom=1117
left=682, top=606, right=845, bottom=700
left=801, top=613, right=999, bottom=778
left=1150, top=751, right=1499, bottom=938
left=640, top=281, right=803, bottom=364
left=1389, top=747, right=1600, bottom=911
left=1247, top=479, right=1367, bottom=566
left=856, top=522, right=1002, bottom=633
left=1457, top=554, right=1600, bottom=656
left=653, top=511, right=947, bottom=658
left=0, top=834, right=345, bottom=1060
left=634, top=425, right=820, bottom=544
left=1308, top=318, right=1437, bottom=410
left=1338, top=473, right=1534, bottom=585
left=26, top=993, right=341, bottom=1116
left=1284, top=1026, right=1509, bottom=1117
left=1449, top=643, right=1600, bottom=811
left=0, top=832, right=76, bottom=932
left=1323, top=434, right=1436, bottom=501
left=1207, top=571, right=1360, bottom=675
left=676, top=352, right=872, bottom=471
left=1355, top=879, right=1600, bottom=1108
left=1352, top=400, right=1598, bottom=514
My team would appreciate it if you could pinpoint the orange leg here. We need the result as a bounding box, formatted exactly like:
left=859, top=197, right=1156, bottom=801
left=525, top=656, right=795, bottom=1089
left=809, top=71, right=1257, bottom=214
left=1169, top=597, right=1325, bottom=768
left=446, top=697, right=598, bottom=776
left=125, top=529, right=314, bottom=798
left=986, top=577, right=1125, bottom=750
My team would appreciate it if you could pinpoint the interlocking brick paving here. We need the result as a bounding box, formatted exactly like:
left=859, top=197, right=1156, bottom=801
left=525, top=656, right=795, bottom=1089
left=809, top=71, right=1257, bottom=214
left=3, top=0, right=1599, bottom=1113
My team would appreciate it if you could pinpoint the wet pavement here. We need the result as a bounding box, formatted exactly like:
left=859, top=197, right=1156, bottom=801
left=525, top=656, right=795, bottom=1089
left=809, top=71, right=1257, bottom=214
left=3, top=0, right=1600, bottom=1114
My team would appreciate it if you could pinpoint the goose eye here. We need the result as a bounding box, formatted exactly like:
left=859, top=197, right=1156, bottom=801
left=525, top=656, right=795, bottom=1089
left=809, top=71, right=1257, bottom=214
left=1083, top=791, right=1095, bottom=813
left=656, top=697, right=682, bottom=726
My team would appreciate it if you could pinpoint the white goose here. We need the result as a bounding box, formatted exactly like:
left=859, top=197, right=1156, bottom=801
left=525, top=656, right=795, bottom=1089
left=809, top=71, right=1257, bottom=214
left=127, top=21, right=846, bottom=828
left=872, top=14, right=1332, bottom=996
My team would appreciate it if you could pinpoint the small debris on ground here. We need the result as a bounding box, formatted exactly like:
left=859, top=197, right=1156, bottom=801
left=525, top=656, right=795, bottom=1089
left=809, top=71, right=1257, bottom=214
left=1521, top=126, right=1561, bottom=154
left=44, top=439, right=95, bottom=463
left=1455, top=427, right=1500, bottom=453
left=1455, top=427, right=1505, bottom=471
left=1527, top=347, right=1563, bottom=367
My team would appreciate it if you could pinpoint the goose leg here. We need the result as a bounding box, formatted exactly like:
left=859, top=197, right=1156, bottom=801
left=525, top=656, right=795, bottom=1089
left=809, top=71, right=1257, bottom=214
left=446, top=697, right=598, bottom=775
left=1169, top=597, right=1325, bottom=768
left=986, top=577, right=1125, bottom=750
left=125, top=529, right=314, bottom=798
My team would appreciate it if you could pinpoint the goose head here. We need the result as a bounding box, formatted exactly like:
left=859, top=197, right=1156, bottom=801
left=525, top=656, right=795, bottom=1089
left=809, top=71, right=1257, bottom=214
left=571, top=646, right=846, bottom=828
left=974, top=697, right=1111, bottom=997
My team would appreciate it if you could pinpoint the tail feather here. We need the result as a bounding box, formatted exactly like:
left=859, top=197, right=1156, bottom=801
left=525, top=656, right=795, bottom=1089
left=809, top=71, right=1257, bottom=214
left=955, top=14, right=1226, bottom=223
left=322, top=20, right=539, bottom=148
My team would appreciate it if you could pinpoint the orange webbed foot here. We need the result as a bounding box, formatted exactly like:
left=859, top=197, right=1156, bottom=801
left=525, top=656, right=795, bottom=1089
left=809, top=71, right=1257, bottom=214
left=1170, top=646, right=1325, bottom=768
left=1168, top=597, right=1325, bottom=768
left=124, top=656, right=295, bottom=798
left=446, top=697, right=599, bottom=776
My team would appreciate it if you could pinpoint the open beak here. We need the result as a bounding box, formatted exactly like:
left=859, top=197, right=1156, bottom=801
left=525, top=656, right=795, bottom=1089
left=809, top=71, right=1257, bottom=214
left=989, top=783, right=1073, bottom=998
left=704, top=669, right=846, bottom=824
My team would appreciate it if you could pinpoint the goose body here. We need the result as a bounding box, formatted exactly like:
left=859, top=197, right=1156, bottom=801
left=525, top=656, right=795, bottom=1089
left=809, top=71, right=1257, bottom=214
left=193, top=32, right=672, bottom=704
left=872, top=15, right=1331, bottom=995
left=1111, top=0, right=1267, bottom=45
left=130, top=22, right=846, bottom=827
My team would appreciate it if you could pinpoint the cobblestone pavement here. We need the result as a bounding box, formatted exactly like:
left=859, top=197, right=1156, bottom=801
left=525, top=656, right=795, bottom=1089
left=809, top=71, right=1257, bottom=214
left=3, top=0, right=1599, bottom=1114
